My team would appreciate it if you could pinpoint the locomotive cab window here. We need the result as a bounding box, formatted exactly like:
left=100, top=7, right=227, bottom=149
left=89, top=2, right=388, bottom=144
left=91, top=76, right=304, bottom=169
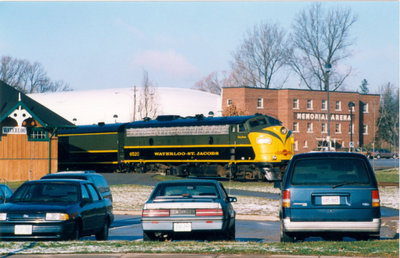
left=248, top=117, right=268, bottom=128
left=238, top=124, right=246, bottom=132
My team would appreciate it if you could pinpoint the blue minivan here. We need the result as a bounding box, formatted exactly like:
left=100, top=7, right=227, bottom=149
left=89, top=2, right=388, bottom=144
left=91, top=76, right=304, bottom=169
left=279, top=152, right=381, bottom=242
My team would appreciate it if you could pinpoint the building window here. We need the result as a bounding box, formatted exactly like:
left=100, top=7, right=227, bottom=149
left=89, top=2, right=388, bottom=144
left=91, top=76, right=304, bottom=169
left=307, top=122, right=313, bottom=133
left=294, top=140, right=298, bottom=151
left=321, top=100, right=327, bottom=110
left=363, top=124, right=368, bottom=135
left=293, top=99, right=299, bottom=109
left=28, top=128, right=48, bottom=141
left=257, top=98, right=263, bottom=109
left=335, top=101, right=341, bottom=111
left=293, top=122, right=299, bottom=132
left=304, top=140, right=308, bottom=148
left=307, top=99, right=313, bottom=110
left=335, top=123, right=341, bottom=134
left=227, top=99, right=232, bottom=106
left=321, top=123, right=327, bottom=133
left=362, top=103, right=369, bottom=113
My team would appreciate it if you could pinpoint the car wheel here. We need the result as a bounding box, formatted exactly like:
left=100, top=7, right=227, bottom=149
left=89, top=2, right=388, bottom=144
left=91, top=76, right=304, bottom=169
left=280, top=223, right=294, bottom=242
left=367, top=234, right=380, bottom=241
left=95, top=220, right=109, bottom=241
left=376, top=154, right=381, bottom=159
left=226, top=222, right=236, bottom=241
left=143, top=231, right=156, bottom=241
left=393, top=154, right=397, bottom=159
left=71, top=223, right=81, bottom=240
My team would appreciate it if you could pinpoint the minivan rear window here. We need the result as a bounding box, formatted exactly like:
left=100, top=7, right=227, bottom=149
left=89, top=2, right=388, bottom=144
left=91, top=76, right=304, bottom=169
left=291, top=158, right=371, bottom=185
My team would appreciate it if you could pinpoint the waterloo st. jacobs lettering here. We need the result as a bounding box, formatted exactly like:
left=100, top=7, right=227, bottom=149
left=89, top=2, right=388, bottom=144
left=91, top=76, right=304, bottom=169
left=154, top=151, right=219, bottom=157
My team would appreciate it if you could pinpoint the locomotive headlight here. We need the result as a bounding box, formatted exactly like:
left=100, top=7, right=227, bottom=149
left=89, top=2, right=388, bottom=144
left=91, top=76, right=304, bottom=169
left=256, top=136, right=272, bottom=144
left=280, top=127, right=287, bottom=135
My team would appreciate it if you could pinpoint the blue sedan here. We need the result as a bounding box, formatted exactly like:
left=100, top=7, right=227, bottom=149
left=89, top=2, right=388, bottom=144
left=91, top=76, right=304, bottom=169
left=0, top=179, right=113, bottom=240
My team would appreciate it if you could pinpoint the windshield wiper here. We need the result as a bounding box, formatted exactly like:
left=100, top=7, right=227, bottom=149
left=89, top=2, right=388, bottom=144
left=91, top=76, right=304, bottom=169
left=332, top=182, right=359, bottom=189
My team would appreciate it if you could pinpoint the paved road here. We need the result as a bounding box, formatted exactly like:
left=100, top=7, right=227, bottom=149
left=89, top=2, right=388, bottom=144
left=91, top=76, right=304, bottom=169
left=81, top=214, right=397, bottom=242
left=82, top=215, right=279, bottom=242
left=369, top=158, right=399, bottom=170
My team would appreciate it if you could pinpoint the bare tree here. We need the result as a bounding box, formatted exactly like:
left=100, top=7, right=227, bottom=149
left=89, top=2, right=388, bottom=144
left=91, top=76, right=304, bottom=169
left=222, top=103, right=248, bottom=117
left=0, top=55, right=71, bottom=93
left=229, top=22, right=290, bottom=88
left=192, top=71, right=231, bottom=95
left=138, top=70, right=158, bottom=119
left=288, top=3, right=357, bottom=91
left=376, top=82, right=399, bottom=151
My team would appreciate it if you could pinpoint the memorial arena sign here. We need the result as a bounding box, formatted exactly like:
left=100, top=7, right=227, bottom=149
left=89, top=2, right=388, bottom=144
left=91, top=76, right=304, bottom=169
left=294, top=112, right=351, bottom=122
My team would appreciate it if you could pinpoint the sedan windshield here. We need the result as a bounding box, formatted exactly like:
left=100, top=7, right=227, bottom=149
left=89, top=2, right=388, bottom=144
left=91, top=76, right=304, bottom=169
left=11, top=183, right=79, bottom=203
left=152, top=183, right=220, bottom=199
left=291, top=158, right=371, bottom=186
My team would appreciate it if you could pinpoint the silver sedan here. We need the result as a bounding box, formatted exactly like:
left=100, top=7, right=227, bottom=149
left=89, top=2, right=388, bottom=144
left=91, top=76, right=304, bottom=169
left=141, top=179, right=236, bottom=241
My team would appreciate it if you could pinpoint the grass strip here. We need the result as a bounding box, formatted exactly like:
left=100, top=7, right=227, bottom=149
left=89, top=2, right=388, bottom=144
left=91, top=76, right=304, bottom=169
left=375, top=168, right=399, bottom=184
left=0, top=240, right=397, bottom=257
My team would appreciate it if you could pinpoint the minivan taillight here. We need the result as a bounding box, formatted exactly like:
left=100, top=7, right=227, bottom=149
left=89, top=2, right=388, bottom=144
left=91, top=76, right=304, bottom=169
left=282, top=190, right=291, bottom=208
left=142, top=209, right=170, bottom=217
left=196, top=209, right=223, bottom=216
left=372, top=190, right=380, bottom=207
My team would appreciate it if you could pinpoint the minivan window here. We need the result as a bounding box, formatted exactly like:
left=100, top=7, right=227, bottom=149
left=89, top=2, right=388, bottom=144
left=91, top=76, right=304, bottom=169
left=93, top=176, right=108, bottom=192
left=291, top=158, right=370, bottom=185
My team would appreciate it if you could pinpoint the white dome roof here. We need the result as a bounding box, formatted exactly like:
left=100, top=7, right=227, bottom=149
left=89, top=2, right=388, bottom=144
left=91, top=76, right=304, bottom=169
left=29, top=87, right=221, bottom=125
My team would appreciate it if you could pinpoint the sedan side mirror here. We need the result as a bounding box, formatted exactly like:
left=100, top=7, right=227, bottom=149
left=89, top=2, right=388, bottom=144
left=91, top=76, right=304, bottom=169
left=229, top=197, right=237, bottom=203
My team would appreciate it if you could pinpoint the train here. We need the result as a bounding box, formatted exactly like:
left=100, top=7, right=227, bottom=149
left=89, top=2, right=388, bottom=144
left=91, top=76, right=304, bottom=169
left=57, top=114, right=294, bottom=181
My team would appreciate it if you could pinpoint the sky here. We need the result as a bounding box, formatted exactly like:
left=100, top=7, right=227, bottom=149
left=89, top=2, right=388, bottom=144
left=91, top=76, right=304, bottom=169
left=0, top=1, right=398, bottom=94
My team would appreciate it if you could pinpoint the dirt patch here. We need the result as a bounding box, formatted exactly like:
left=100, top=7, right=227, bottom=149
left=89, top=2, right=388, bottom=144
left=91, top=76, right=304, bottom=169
left=379, top=182, right=399, bottom=187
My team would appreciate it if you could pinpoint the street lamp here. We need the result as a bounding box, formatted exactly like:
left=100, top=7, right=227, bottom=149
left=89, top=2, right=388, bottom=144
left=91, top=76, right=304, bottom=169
left=348, top=101, right=355, bottom=152
left=324, top=63, right=332, bottom=150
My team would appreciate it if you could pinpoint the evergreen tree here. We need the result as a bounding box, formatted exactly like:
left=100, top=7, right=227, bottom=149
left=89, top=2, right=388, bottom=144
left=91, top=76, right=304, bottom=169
left=359, top=79, right=369, bottom=94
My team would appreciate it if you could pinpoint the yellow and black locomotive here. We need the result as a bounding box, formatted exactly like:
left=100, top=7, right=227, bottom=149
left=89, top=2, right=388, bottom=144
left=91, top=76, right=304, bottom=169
left=58, top=114, right=294, bottom=181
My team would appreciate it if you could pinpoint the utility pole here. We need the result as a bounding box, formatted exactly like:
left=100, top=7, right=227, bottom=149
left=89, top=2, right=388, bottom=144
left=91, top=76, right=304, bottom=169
left=133, top=85, right=137, bottom=122
left=325, top=63, right=332, bottom=151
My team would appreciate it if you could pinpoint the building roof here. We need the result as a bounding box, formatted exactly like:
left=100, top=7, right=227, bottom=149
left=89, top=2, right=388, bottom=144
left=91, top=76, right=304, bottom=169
left=0, top=80, right=74, bottom=129
left=222, top=86, right=380, bottom=96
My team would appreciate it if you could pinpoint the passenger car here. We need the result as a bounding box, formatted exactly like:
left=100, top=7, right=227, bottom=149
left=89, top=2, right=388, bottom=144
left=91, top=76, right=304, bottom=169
left=0, top=184, right=13, bottom=203
left=0, top=179, right=114, bottom=240
left=367, top=149, right=398, bottom=159
left=41, top=170, right=113, bottom=202
left=142, top=179, right=236, bottom=241
left=279, top=152, right=381, bottom=242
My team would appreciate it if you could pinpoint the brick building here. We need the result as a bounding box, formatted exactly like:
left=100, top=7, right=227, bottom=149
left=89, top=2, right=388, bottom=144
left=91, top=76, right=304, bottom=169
left=222, top=87, right=380, bottom=154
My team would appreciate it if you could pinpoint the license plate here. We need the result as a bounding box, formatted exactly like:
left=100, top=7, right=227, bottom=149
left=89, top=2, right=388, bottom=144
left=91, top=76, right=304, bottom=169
left=173, top=222, right=192, bottom=232
left=15, top=225, right=32, bottom=235
left=321, top=196, right=340, bottom=205
left=170, top=209, right=195, bottom=216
